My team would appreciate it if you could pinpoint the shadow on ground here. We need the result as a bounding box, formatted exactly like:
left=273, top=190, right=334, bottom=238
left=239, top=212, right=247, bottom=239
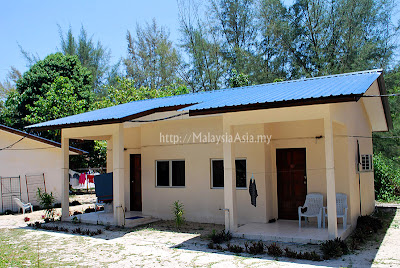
left=13, top=207, right=397, bottom=267
left=168, top=207, right=397, bottom=267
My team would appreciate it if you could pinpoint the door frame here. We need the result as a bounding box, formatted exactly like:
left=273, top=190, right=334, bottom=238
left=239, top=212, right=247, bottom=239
left=275, top=147, right=307, bottom=220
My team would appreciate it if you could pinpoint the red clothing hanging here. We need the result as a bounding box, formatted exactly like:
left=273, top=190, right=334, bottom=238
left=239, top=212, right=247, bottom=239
left=79, top=173, right=86, bottom=184
left=87, top=174, right=95, bottom=183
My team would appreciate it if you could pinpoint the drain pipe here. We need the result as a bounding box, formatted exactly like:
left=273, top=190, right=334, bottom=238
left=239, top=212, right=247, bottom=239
left=219, top=208, right=230, bottom=231
left=115, top=205, right=126, bottom=227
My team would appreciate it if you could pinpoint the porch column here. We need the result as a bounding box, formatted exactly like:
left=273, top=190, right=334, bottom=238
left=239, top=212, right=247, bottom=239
left=113, top=124, right=125, bottom=226
left=324, top=115, right=338, bottom=239
left=61, top=135, right=70, bottom=220
left=223, top=119, right=238, bottom=231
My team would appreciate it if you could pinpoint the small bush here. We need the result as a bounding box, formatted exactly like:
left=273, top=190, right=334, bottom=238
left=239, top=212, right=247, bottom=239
left=70, top=200, right=81, bottom=206
left=84, top=207, right=96, bottom=213
left=284, top=247, right=298, bottom=258
left=36, top=188, right=56, bottom=220
left=349, top=214, right=383, bottom=250
left=210, top=229, right=232, bottom=244
left=73, top=211, right=82, bottom=215
left=267, top=243, right=283, bottom=257
left=245, top=241, right=265, bottom=255
left=71, top=216, right=80, bottom=224
left=357, top=215, right=382, bottom=233
left=4, top=210, right=14, bottom=215
left=298, top=251, right=322, bottom=261
left=53, top=203, right=61, bottom=208
left=207, top=242, right=215, bottom=249
left=373, top=153, right=400, bottom=201
left=320, top=238, right=348, bottom=259
left=215, top=244, right=223, bottom=250
left=226, top=242, right=244, bottom=253
left=172, top=200, right=185, bottom=228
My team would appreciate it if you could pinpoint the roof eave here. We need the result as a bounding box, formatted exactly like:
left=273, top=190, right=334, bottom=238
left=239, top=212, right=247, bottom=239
left=376, top=73, right=393, bottom=131
left=26, top=104, right=193, bottom=131
left=0, top=124, right=88, bottom=155
left=188, top=94, right=362, bottom=116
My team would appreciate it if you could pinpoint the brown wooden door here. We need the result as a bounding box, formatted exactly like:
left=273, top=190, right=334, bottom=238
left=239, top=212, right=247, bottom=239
left=130, top=154, right=142, bottom=211
left=276, top=148, right=307, bottom=220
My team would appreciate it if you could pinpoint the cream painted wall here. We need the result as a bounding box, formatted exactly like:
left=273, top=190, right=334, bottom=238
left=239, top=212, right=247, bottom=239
left=66, top=94, right=378, bottom=227
left=0, top=131, right=65, bottom=210
left=331, top=100, right=375, bottom=225
left=267, top=119, right=326, bottom=221
left=117, top=116, right=267, bottom=224
left=117, top=101, right=376, bottom=226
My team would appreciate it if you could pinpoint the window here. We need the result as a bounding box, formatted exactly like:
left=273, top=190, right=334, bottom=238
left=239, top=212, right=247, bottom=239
left=235, top=159, right=247, bottom=188
left=210, top=158, right=247, bottom=189
left=156, top=160, right=185, bottom=187
left=156, top=161, right=169, bottom=186
left=211, top=160, right=224, bottom=188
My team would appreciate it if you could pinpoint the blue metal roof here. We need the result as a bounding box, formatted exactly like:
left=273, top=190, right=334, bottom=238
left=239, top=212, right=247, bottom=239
left=27, top=70, right=382, bottom=129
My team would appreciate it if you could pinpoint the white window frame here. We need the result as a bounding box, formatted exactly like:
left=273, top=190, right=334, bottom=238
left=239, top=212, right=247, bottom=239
left=210, top=158, right=248, bottom=189
left=155, top=159, right=185, bottom=188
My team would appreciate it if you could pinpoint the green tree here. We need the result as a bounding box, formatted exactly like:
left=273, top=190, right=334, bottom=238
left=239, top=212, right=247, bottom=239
left=0, top=67, right=21, bottom=112
left=59, top=25, right=111, bottom=94
left=93, top=77, right=190, bottom=109
left=373, top=65, right=400, bottom=161
left=179, top=0, right=227, bottom=91
left=0, top=53, right=93, bottom=131
left=228, top=69, right=249, bottom=87
left=259, top=0, right=398, bottom=78
left=124, top=19, right=182, bottom=90
left=208, top=0, right=259, bottom=81
left=25, top=76, right=88, bottom=135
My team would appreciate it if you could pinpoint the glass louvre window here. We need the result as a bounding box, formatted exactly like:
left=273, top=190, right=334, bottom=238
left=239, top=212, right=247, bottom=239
left=235, top=159, right=247, bottom=188
left=156, top=160, right=185, bottom=187
left=211, top=160, right=224, bottom=188
left=156, top=161, right=169, bottom=186
left=211, top=159, right=247, bottom=189
left=172, top=161, right=185, bottom=186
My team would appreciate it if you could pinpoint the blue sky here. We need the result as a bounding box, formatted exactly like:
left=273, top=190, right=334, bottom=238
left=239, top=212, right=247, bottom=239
left=0, top=0, right=182, bottom=81
left=0, top=0, right=398, bottom=82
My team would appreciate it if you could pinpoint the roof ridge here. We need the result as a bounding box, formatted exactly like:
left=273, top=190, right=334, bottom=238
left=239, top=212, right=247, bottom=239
left=115, top=69, right=383, bottom=105
left=216, top=69, right=383, bottom=91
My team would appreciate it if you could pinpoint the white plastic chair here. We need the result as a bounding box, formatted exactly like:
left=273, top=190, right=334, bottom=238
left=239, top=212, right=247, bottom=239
left=298, top=193, right=323, bottom=228
left=13, top=198, right=33, bottom=214
left=323, top=193, right=348, bottom=229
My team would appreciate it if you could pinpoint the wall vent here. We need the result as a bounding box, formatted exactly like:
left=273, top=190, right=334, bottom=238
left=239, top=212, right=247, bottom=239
left=360, top=154, right=373, bottom=172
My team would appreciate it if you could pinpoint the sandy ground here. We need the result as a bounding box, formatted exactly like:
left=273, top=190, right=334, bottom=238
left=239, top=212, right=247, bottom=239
left=0, top=201, right=399, bottom=267
left=69, top=193, right=97, bottom=205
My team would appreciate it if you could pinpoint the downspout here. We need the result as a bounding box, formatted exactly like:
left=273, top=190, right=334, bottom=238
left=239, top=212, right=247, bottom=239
left=219, top=208, right=230, bottom=231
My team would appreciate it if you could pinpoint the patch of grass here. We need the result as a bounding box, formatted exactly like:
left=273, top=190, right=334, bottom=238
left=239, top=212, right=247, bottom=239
left=0, top=229, right=39, bottom=267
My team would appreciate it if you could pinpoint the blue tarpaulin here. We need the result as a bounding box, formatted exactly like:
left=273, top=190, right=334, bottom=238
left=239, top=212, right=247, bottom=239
left=94, top=172, right=113, bottom=202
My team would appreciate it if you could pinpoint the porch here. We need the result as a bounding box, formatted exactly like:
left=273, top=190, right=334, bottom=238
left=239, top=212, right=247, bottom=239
left=71, top=210, right=158, bottom=228
left=235, top=220, right=352, bottom=244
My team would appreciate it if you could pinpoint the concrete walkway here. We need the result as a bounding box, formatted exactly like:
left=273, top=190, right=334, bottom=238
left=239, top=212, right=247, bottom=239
left=235, top=220, right=351, bottom=243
